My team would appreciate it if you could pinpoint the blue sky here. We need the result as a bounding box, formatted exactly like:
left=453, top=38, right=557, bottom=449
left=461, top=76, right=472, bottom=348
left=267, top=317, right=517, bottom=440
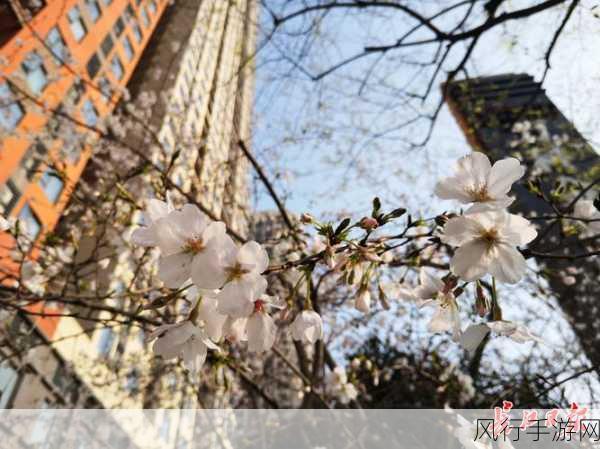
left=251, top=0, right=600, bottom=220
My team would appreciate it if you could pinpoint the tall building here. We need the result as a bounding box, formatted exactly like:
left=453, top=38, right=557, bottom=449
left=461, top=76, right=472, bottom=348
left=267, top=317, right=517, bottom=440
left=123, top=0, right=255, bottom=236
left=0, top=0, right=258, bottom=414
left=444, top=74, right=600, bottom=370
left=0, top=0, right=170, bottom=409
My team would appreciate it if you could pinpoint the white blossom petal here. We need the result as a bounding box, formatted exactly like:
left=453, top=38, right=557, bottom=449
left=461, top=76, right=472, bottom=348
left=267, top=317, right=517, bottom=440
left=503, top=214, right=537, bottom=246
left=131, top=226, right=158, bottom=247
left=223, top=317, right=248, bottom=342
left=488, top=243, right=527, bottom=284
left=247, top=312, right=276, bottom=353
left=455, top=152, right=492, bottom=186
left=355, top=288, right=371, bottom=313
left=450, top=239, right=489, bottom=282
left=441, top=216, right=482, bottom=246
left=216, top=281, right=256, bottom=318
left=158, top=252, right=193, bottom=288
left=459, top=324, right=490, bottom=353
left=486, top=157, right=525, bottom=197
left=196, top=295, right=227, bottom=342
left=291, top=310, right=323, bottom=343
left=181, top=339, right=208, bottom=373
left=434, top=178, right=474, bottom=203
left=237, top=241, right=269, bottom=273
left=190, top=246, right=228, bottom=290
left=416, top=268, right=445, bottom=299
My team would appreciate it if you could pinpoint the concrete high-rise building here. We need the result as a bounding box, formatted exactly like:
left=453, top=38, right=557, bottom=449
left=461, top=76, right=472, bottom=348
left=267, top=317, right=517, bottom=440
left=124, top=0, right=256, bottom=237
left=0, top=0, right=258, bottom=414
left=444, top=74, right=600, bottom=371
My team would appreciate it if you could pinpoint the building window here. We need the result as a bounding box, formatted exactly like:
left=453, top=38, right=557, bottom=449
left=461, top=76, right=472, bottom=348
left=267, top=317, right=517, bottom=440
left=0, top=181, right=19, bottom=215
left=126, top=4, right=135, bottom=19
left=39, top=169, right=64, bottom=203
left=114, top=17, right=125, bottom=36
left=110, top=55, right=124, bottom=80
left=85, top=0, right=102, bottom=23
left=18, top=203, right=42, bottom=241
left=21, top=143, right=46, bottom=180
left=98, top=77, right=113, bottom=102
left=132, top=23, right=142, bottom=43
left=67, top=6, right=88, bottom=42
left=0, top=83, right=24, bottom=131
left=66, top=80, right=85, bottom=106
left=45, top=27, right=69, bottom=64
left=22, top=52, right=48, bottom=94
left=122, top=36, right=134, bottom=61
left=86, top=53, right=101, bottom=79
left=140, top=7, right=149, bottom=27
left=82, top=99, right=98, bottom=127
left=101, top=33, right=114, bottom=57
left=148, top=0, right=157, bottom=14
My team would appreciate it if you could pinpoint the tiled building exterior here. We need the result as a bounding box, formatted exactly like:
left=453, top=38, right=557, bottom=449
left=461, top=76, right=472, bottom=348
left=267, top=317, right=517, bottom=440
left=0, top=0, right=257, bottom=417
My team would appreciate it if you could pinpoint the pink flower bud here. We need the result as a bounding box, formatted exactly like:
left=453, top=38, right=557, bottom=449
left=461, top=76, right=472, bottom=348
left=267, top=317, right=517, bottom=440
left=359, top=217, right=379, bottom=231
left=300, top=213, right=315, bottom=224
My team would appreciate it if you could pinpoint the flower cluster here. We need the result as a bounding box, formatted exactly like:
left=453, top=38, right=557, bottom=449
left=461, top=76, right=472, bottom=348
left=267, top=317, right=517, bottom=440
left=436, top=151, right=537, bottom=284
left=400, top=152, right=542, bottom=348
left=131, top=198, right=323, bottom=373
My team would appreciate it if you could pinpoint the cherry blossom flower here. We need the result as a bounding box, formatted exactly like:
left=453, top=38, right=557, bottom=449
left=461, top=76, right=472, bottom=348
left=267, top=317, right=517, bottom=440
left=148, top=320, right=219, bottom=373
left=247, top=299, right=277, bottom=353
left=221, top=296, right=280, bottom=353
left=0, top=215, right=9, bottom=232
left=435, top=152, right=525, bottom=212
left=188, top=288, right=227, bottom=342
left=222, top=316, right=248, bottom=343
left=215, top=241, right=269, bottom=318
left=486, top=320, right=543, bottom=344
left=442, top=210, right=537, bottom=283
left=460, top=321, right=542, bottom=352
left=154, top=204, right=230, bottom=289
left=291, top=310, right=323, bottom=343
left=573, top=199, right=600, bottom=235
left=414, top=269, right=461, bottom=340
left=20, top=261, right=47, bottom=295
left=327, top=367, right=358, bottom=405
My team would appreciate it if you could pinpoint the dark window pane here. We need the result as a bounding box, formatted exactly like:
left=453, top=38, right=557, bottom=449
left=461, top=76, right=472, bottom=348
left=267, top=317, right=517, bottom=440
left=86, top=53, right=101, bottom=79
left=0, top=180, right=19, bottom=215
left=101, top=33, right=114, bottom=57
left=114, top=17, right=125, bottom=36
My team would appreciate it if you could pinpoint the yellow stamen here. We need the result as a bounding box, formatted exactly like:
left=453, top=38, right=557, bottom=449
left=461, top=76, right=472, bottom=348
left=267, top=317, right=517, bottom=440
left=225, top=263, right=250, bottom=282
left=184, top=238, right=205, bottom=254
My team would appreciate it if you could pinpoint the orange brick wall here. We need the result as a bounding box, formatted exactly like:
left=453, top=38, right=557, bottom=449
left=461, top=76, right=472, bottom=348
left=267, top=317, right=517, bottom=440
left=0, top=0, right=169, bottom=337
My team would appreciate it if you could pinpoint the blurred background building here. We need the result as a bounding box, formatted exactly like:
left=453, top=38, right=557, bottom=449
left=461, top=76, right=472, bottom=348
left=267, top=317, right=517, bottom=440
left=0, top=0, right=257, bottom=419
left=445, top=74, right=600, bottom=373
